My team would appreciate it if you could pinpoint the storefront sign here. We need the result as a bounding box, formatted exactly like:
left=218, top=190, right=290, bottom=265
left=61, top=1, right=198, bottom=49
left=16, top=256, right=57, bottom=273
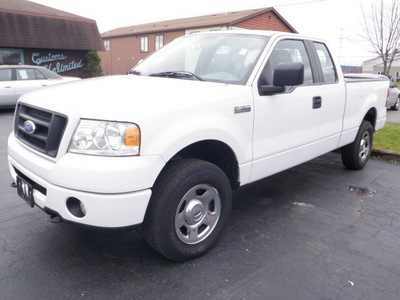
left=31, top=52, right=84, bottom=74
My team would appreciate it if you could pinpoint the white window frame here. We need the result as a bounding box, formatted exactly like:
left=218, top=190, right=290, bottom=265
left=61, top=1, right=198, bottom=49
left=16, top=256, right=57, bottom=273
left=141, top=36, right=149, bottom=52
left=104, top=40, right=110, bottom=52
left=155, top=35, right=164, bottom=51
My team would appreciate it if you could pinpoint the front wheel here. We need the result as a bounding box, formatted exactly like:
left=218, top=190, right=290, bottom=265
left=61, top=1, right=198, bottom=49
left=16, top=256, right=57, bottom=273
left=391, top=97, right=400, bottom=111
left=341, top=120, right=373, bottom=170
left=143, top=159, right=232, bottom=261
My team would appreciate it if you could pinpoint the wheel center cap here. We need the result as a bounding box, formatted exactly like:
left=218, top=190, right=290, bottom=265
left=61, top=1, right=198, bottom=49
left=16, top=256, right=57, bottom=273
left=185, top=199, right=205, bottom=225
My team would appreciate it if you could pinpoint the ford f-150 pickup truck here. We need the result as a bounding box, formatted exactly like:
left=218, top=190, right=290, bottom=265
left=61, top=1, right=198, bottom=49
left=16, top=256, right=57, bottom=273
left=8, top=31, right=389, bottom=261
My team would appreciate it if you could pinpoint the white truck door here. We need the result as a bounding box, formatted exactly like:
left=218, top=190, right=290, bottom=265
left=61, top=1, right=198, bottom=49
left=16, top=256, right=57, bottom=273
left=250, top=39, right=323, bottom=182
left=0, top=68, right=17, bottom=107
left=312, top=42, right=346, bottom=149
left=14, top=68, right=48, bottom=100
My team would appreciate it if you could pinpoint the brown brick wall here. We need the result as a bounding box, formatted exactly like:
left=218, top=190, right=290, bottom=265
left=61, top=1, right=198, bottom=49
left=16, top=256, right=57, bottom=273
left=235, top=11, right=293, bottom=33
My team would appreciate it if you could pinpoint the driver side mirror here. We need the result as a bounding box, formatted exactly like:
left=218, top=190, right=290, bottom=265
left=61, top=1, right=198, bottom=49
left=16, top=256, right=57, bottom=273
left=260, top=62, right=304, bottom=95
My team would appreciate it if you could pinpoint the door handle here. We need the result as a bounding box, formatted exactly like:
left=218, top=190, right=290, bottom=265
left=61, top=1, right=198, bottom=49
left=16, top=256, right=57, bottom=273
left=313, top=96, right=322, bottom=109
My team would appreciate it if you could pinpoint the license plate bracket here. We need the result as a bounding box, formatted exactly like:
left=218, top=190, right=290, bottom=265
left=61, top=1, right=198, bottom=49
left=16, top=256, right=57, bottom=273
left=17, top=176, right=34, bottom=208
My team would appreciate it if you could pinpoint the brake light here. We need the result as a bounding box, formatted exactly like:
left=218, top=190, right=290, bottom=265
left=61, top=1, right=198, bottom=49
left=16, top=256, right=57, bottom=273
left=386, top=88, right=390, bottom=107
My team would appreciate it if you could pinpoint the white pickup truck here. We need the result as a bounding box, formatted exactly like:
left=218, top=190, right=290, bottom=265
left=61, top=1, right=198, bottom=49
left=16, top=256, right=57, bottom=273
left=8, top=31, right=388, bottom=261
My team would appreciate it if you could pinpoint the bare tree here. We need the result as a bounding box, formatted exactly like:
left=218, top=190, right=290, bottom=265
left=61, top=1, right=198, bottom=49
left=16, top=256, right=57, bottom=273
left=362, top=0, right=400, bottom=76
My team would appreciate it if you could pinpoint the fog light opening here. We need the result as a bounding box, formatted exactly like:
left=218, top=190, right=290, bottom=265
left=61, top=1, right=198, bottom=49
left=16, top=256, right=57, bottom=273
left=66, top=197, right=86, bottom=218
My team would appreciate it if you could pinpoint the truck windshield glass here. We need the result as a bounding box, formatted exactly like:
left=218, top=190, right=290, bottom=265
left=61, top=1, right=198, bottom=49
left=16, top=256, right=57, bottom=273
left=132, top=33, right=270, bottom=85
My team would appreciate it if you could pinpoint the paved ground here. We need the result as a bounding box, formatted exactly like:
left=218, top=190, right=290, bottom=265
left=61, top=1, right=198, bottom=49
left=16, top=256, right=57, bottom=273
left=387, top=109, right=400, bottom=123
left=1, top=108, right=400, bottom=299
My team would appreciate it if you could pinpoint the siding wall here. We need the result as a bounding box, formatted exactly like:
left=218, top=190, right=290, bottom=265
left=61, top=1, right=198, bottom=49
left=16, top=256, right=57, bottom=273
left=99, top=31, right=184, bottom=75
left=235, top=11, right=293, bottom=32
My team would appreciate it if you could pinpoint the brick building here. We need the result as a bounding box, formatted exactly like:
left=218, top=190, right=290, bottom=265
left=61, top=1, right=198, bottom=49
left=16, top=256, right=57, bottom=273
left=100, top=7, right=297, bottom=75
left=0, top=0, right=104, bottom=77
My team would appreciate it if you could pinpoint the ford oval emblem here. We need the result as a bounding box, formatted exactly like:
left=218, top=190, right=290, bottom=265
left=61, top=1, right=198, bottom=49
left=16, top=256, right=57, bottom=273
left=23, top=120, right=36, bottom=134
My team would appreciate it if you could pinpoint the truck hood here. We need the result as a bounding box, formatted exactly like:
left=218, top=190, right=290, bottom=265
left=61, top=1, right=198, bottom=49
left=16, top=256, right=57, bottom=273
left=19, top=75, right=233, bottom=123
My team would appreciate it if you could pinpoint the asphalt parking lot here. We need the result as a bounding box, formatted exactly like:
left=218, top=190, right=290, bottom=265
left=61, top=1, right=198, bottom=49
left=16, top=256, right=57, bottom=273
left=1, top=108, right=400, bottom=300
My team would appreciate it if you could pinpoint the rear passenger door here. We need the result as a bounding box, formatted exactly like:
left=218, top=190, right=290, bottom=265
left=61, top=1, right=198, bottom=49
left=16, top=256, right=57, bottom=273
left=0, top=68, right=16, bottom=107
left=14, top=68, right=48, bottom=99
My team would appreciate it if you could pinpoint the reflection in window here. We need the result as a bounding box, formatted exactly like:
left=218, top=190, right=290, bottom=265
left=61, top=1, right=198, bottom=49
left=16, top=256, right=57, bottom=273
left=17, top=69, right=42, bottom=80
left=314, top=42, right=337, bottom=83
left=261, top=39, right=314, bottom=89
left=0, top=49, right=23, bottom=65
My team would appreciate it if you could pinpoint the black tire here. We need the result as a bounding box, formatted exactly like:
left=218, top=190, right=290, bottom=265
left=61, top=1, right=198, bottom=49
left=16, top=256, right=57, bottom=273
left=341, top=120, right=373, bottom=170
left=391, top=97, right=400, bottom=111
left=143, top=159, right=232, bottom=261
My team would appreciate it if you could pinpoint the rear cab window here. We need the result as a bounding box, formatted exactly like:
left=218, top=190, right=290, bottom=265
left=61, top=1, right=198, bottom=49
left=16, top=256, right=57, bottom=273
left=313, top=42, right=338, bottom=83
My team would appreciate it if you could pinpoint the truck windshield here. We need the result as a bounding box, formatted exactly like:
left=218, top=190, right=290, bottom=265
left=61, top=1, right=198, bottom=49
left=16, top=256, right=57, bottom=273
left=132, top=33, right=269, bottom=85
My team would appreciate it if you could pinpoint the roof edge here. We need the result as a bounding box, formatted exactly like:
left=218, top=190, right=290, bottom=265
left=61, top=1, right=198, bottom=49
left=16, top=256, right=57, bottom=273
left=0, top=7, right=97, bottom=23
left=101, top=7, right=297, bottom=38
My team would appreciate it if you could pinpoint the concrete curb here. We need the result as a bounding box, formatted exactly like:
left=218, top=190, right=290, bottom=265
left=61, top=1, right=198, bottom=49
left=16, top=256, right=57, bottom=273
left=372, top=148, right=400, bottom=162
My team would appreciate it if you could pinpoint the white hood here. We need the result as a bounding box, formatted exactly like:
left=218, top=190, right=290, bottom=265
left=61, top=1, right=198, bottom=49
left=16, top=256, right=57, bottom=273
left=19, top=75, right=229, bottom=124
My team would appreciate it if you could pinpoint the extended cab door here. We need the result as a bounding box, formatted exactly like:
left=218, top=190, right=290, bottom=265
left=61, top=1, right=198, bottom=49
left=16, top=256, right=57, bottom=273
left=312, top=42, right=346, bottom=147
left=250, top=38, right=325, bottom=182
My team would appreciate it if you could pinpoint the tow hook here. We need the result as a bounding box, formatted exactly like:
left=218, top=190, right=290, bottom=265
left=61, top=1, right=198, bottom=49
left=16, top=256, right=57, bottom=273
left=11, top=182, right=17, bottom=188
left=49, top=214, right=63, bottom=223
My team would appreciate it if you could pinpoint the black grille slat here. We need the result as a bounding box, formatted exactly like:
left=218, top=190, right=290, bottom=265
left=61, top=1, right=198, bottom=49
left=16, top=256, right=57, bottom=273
left=24, top=106, right=52, bottom=121
left=17, top=125, right=48, bottom=140
left=18, top=111, right=51, bottom=127
left=14, top=104, right=68, bottom=158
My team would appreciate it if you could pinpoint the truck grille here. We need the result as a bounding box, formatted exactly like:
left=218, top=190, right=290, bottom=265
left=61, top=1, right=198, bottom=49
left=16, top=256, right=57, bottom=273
left=14, top=103, right=68, bottom=158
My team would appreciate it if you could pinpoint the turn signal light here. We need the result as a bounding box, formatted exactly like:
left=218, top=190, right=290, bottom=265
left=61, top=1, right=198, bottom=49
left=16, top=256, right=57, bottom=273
left=125, top=126, right=140, bottom=146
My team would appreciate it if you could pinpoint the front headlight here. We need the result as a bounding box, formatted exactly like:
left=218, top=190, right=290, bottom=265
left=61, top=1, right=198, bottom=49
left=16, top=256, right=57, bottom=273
left=69, top=119, right=140, bottom=156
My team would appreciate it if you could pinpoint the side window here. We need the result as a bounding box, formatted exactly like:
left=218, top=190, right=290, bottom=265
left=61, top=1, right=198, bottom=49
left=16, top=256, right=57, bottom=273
left=0, top=69, right=12, bottom=81
left=260, top=39, right=314, bottom=88
left=314, top=42, right=337, bottom=83
left=17, top=69, right=37, bottom=80
left=34, top=69, right=46, bottom=80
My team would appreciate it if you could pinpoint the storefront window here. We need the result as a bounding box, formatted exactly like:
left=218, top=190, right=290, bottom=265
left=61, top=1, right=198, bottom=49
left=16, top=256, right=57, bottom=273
left=0, top=48, right=24, bottom=65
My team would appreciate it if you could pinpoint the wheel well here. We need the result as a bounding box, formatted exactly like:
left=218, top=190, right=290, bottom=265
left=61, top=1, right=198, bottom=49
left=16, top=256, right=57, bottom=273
left=169, top=140, right=240, bottom=189
left=364, top=108, right=376, bottom=130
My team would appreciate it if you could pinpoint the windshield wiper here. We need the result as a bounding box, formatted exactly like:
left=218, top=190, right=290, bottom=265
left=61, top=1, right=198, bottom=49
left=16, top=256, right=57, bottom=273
left=149, top=71, right=204, bottom=81
left=127, top=69, right=141, bottom=75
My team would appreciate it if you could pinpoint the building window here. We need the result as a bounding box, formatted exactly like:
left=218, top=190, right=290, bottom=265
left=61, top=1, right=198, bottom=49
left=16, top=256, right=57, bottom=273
left=104, top=40, right=110, bottom=51
left=155, top=35, right=164, bottom=51
left=0, top=48, right=24, bottom=65
left=141, top=36, right=148, bottom=52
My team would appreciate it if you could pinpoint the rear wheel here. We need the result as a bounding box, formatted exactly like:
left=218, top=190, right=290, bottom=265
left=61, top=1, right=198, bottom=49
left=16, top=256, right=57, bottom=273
left=143, top=159, right=232, bottom=261
left=341, top=120, right=373, bottom=170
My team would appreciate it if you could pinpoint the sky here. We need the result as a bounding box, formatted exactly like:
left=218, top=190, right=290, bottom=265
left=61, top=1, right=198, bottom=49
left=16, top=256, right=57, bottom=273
left=29, top=0, right=377, bottom=66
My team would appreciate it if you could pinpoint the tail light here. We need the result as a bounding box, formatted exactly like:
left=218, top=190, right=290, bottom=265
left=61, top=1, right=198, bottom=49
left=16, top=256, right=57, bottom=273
left=386, top=88, right=390, bottom=107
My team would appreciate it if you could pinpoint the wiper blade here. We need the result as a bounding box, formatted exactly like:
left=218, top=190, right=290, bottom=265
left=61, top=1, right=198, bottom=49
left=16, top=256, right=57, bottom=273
left=149, top=71, right=204, bottom=81
left=127, top=69, right=141, bottom=75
